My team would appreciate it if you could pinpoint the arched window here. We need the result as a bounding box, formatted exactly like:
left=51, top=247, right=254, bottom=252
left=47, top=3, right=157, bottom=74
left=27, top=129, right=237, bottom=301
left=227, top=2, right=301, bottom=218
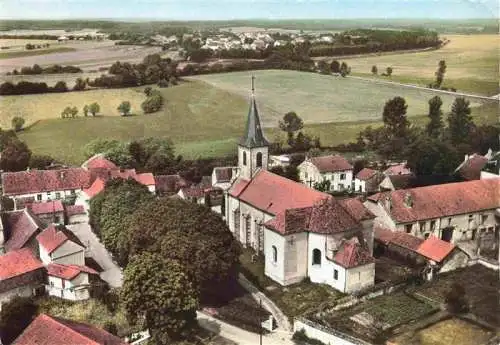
left=243, top=151, right=247, bottom=166
left=312, top=249, right=322, bottom=265
left=256, top=152, right=263, bottom=167
left=272, top=245, right=278, bottom=263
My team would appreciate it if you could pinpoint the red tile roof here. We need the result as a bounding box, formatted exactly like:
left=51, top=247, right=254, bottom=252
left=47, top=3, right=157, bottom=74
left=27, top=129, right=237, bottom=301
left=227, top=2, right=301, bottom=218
left=229, top=170, right=328, bottom=215
left=36, top=225, right=84, bottom=254
left=265, top=198, right=372, bottom=235
left=65, top=204, right=86, bottom=216
left=368, top=178, right=500, bottom=223
left=214, top=167, right=234, bottom=183
left=309, top=155, right=353, bottom=173
left=339, top=198, right=375, bottom=222
left=83, top=178, right=106, bottom=199
left=374, top=226, right=423, bottom=250
left=3, top=209, right=44, bottom=252
left=135, top=172, right=155, bottom=186
left=84, top=155, right=118, bottom=170
left=0, top=248, right=43, bottom=281
left=457, top=154, right=489, bottom=180
left=333, top=238, right=374, bottom=268
left=47, top=263, right=98, bottom=280
left=383, top=164, right=412, bottom=176
left=155, top=174, right=189, bottom=194
left=2, top=169, right=91, bottom=196
left=29, top=200, right=64, bottom=215
left=417, top=236, right=456, bottom=262
left=13, top=314, right=127, bottom=345
left=355, top=168, right=378, bottom=181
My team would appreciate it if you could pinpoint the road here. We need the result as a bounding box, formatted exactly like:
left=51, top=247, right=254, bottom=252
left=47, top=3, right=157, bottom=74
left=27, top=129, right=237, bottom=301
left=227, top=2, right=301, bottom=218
left=197, top=312, right=294, bottom=345
left=67, top=223, right=123, bottom=288
left=348, top=75, right=499, bottom=101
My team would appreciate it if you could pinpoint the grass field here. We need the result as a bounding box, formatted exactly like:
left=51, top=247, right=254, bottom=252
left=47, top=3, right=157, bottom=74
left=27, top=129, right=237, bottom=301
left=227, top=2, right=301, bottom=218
left=390, top=318, right=496, bottom=345
left=15, top=76, right=498, bottom=165
left=0, top=46, right=76, bottom=59
left=0, top=87, right=147, bottom=127
left=0, top=38, right=57, bottom=47
left=342, top=35, right=499, bottom=96
left=192, top=70, right=484, bottom=126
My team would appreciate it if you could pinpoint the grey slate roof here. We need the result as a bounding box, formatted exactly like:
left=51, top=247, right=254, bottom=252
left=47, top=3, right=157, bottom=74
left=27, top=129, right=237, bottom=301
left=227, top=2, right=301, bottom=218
left=239, top=95, right=269, bottom=148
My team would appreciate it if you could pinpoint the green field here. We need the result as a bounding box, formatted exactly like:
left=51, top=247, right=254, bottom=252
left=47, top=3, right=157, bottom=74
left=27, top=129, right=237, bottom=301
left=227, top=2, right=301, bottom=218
left=0, top=46, right=76, bottom=59
left=16, top=74, right=498, bottom=165
left=191, top=70, right=485, bottom=126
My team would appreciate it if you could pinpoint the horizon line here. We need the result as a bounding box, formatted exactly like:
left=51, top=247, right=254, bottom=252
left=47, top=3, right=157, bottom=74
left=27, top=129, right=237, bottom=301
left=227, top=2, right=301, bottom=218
left=0, top=17, right=498, bottom=21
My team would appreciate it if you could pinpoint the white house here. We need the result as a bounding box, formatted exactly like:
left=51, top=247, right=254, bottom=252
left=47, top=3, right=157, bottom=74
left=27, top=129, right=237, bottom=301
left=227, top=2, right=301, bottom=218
left=364, top=178, right=500, bottom=255
left=37, top=224, right=85, bottom=266
left=224, top=83, right=376, bottom=293
left=298, top=155, right=353, bottom=192
left=354, top=168, right=382, bottom=194
left=46, top=263, right=97, bottom=301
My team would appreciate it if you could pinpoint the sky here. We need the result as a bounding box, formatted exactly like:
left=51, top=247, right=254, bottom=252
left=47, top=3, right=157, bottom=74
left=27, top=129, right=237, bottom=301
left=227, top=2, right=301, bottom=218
left=0, top=0, right=498, bottom=20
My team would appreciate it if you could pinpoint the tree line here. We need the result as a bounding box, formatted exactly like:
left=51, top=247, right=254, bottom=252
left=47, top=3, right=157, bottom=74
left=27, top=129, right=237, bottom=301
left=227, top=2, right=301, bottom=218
left=7, top=64, right=82, bottom=75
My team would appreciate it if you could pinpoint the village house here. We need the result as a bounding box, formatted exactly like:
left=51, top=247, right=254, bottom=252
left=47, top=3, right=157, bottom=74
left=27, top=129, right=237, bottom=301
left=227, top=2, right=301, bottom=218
left=27, top=200, right=65, bottom=225
left=354, top=168, right=383, bottom=193
left=375, top=226, right=469, bottom=280
left=45, top=263, right=98, bottom=301
left=212, top=167, right=238, bottom=191
left=224, top=83, right=376, bottom=293
left=298, top=155, right=354, bottom=192
left=0, top=248, right=45, bottom=309
left=383, top=163, right=412, bottom=176
left=0, top=208, right=45, bottom=255
left=65, top=205, right=87, bottom=224
left=154, top=174, right=189, bottom=196
left=364, top=178, right=500, bottom=256
left=455, top=153, right=489, bottom=180
left=12, top=314, right=128, bottom=345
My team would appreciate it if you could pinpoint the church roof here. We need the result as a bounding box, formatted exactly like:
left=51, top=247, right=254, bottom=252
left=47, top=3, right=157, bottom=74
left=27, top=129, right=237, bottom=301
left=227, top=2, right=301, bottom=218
left=229, top=170, right=327, bottom=215
left=239, top=95, right=269, bottom=148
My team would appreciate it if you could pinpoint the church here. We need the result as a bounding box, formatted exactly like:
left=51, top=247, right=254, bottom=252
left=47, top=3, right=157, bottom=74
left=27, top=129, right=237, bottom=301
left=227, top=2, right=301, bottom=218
left=224, top=81, right=376, bottom=293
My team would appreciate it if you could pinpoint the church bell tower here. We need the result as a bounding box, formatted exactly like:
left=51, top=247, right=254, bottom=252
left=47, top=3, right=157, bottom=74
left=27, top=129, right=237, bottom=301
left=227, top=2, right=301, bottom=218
left=238, top=76, right=269, bottom=180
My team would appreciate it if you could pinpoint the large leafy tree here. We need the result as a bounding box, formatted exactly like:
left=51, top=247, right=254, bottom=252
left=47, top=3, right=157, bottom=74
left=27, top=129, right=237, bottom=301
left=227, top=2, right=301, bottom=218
left=447, top=97, right=475, bottom=145
left=435, top=60, right=447, bottom=88
left=126, top=198, right=240, bottom=304
left=0, top=139, right=31, bottom=172
left=382, top=96, right=410, bottom=136
left=121, top=253, right=198, bottom=344
left=279, top=111, right=304, bottom=146
left=0, top=297, right=38, bottom=345
left=426, top=96, right=444, bottom=138
left=405, top=135, right=461, bottom=175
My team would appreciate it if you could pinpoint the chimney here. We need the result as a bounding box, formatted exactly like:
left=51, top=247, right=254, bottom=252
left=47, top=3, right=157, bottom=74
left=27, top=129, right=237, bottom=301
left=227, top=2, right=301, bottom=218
left=384, top=196, right=392, bottom=211
left=60, top=171, right=66, bottom=180
left=404, top=193, right=413, bottom=208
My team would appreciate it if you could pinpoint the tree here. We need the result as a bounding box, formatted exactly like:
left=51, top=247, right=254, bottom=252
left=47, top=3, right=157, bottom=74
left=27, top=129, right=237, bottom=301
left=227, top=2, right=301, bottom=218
left=317, top=60, right=330, bottom=74
left=126, top=198, right=240, bottom=304
left=330, top=60, right=340, bottom=73
left=269, top=165, right=300, bottom=182
left=53, top=80, right=68, bottom=92
left=83, top=104, right=89, bottom=117
left=61, top=106, right=71, bottom=119
left=447, top=97, right=474, bottom=145
left=426, top=96, right=444, bottom=138
left=69, top=106, right=78, bottom=118
left=340, top=62, right=349, bottom=77
left=313, top=179, right=331, bottom=192
left=445, top=282, right=469, bottom=314
left=141, top=94, right=163, bottom=114
left=382, top=96, right=409, bottom=136
left=0, top=139, right=32, bottom=172
left=0, top=297, right=38, bottom=345
left=83, top=138, right=121, bottom=158
left=371, top=65, right=378, bottom=75
left=118, top=101, right=131, bottom=116
left=89, top=102, right=100, bottom=116
left=121, top=253, right=198, bottom=343
left=29, top=154, right=55, bottom=169
left=73, top=77, right=86, bottom=91
left=279, top=112, right=304, bottom=146
left=11, top=117, right=25, bottom=132
left=435, top=60, right=447, bottom=88
left=405, top=135, right=461, bottom=175
left=144, top=86, right=153, bottom=96
left=386, top=66, right=393, bottom=76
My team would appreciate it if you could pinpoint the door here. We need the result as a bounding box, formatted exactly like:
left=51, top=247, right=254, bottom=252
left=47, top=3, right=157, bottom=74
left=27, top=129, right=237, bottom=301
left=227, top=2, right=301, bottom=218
left=441, top=227, right=454, bottom=242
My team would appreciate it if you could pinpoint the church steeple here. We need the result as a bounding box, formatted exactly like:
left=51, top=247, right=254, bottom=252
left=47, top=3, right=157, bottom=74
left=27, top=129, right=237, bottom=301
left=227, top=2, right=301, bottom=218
left=237, top=75, right=269, bottom=180
left=239, top=75, right=269, bottom=148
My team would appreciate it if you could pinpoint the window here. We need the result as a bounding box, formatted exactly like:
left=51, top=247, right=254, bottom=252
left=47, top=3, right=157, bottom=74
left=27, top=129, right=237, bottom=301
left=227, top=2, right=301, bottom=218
left=333, top=269, right=338, bottom=280
left=54, top=216, right=60, bottom=224
left=481, top=214, right=488, bottom=224
left=424, top=233, right=430, bottom=239
left=37, top=194, right=42, bottom=201
left=419, top=222, right=425, bottom=232
left=243, top=152, right=247, bottom=166
left=430, top=220, right=436, bottom=230
left=71, top=189, right=76, bottom=195
left=448, top=218, right=452, bottom=226
left=55, top=192, right=61, bottom=200
left=256, top=152, right=263, bottom=167
left=340, top=173, right=346, bottom=180
left=304, top=172, right=308, bottom=179
left=312, top=249, right=322, bottom=265
left=405, top=224, right=412, bottom=233
left=272, top=245, right=277, bottom=263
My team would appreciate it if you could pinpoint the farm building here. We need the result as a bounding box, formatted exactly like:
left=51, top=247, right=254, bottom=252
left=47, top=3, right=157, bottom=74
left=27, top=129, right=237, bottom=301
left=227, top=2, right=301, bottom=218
left=298, top=154, right=354, bottom=192
left=354, top=168, right=383, bottom=193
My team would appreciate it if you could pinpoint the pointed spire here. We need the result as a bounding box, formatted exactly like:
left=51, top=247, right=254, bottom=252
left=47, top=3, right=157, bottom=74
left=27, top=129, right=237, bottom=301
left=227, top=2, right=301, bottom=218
left=239, top=75, right=269, bottom=148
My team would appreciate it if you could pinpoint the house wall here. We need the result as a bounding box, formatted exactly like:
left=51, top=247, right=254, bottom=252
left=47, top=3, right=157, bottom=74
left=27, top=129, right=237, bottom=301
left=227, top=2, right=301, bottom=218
left=298, top=161, right=353, bottom=191
left=354, top=179, right=366, bottom=193
left=47, top=273, right=90, bottom=301
left=0, top=284, right=38, bottom=310
left=439, top=249, right=469, bottom=273
left=11, top=189, right=81, bottom=208
left=37, top=211, right=65, bottom=225
left=264, top=229, right=286, bottom=284
left=308, top=233, right=347, bottom=292
left=378, top=176, right=394, bottom=191
left=51, top=241, right=85, bottom=266
left=294, top=319, right=371, bottom=345
left=344, top=263, right=375, bottom=293
left=68, top=213, right=88, bottom=224
left=39, top=245, right=51, bottom=265
left=0, top=270, right=45, bottom=309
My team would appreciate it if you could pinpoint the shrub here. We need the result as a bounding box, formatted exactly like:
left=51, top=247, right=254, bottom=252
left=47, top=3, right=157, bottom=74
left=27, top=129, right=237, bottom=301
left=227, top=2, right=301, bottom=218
left=141, top=94, right=163, bottom=114
left=292, top=329, right=327, bottom=345
left=11, top=117, right=25, bottom=132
